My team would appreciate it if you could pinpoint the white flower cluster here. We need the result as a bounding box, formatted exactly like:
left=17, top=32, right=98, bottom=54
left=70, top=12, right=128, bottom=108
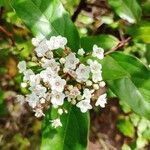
left=17, top=35, right=107, bottom=128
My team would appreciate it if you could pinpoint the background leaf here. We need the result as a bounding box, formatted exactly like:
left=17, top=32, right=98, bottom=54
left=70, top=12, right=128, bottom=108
left=11, top=0, right=80, bottom=51
left=108, top=0, right=142, bottom=23
left=102, top=52, right=150, bottom=119
left=117, top=118, right=135, bottom=138
left=126, top=22, right=150, bottom=43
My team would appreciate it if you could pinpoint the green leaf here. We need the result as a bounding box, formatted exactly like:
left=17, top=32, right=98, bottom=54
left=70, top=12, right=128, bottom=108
left=0, top=89, right=8, bottom=116
left=108, top=0, right=142, bottom=23
left=126, top=22, right=150, bottom=43
left=146, top=44, right=150, bottom=63
left=122, top=144, right=131, bottom=150
left=102, top=52, right=150, bottom=119
left=11, top=0, right=80, bottom=51
left=81, top=34, right=119, bottom=52
left=117, top=118, right=135, bottom=138
left=143, top=128, right=150, bottom=140
left=41, top=104, right=89, bottom=150
left=0, top=0, right=11, bottom=10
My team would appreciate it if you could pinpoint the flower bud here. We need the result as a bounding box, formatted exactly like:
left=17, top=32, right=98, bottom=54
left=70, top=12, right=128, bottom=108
left=60, top=58, right=66, bottom=64
left=58, top=108, right=63, bottom=115
left=93, top=84, right=99, bottom=90
left=86, top=80, right=92, bottom=86
left=99, top=81, right=106, bottom=87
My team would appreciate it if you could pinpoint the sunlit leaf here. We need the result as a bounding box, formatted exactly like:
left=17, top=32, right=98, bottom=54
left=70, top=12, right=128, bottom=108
left=108, top=0, right=142, bottom=23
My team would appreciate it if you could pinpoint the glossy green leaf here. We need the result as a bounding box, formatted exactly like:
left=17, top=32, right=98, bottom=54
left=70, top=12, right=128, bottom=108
left=41, top=104, right=89, bottom=150
left=81, top=34, right=119, bottom=52
left=146, top=44, right=150, bottom=64
left=0, top=0, right=11, bottom=10
left=108, top=0, right=142, bottom=23
left=126, top=22, right=150, bottom=43
left=11, top=0, right=80, bottom=51
left=102, top=52, right=150, bottom=119
left=117, top=118, right=135, bottom=138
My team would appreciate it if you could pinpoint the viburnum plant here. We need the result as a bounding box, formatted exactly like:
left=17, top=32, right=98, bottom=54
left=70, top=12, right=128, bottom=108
left=17, top=35, right=107, bottom=128
left=11, top=0, right=150, bottom=150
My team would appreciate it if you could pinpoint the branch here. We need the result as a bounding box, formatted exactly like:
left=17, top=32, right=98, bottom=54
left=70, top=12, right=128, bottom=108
left=71, top=0, right=87, bottom=22
left=0, top=26, right=15, bottom=46
left=105, top=37, right=131, bottom=55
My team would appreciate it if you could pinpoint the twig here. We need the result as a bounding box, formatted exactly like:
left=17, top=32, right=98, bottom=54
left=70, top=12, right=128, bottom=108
left=71, top=0, right=87, bottom=22
left=0, top=25, right=15, bottom=46
left=105, top=37, right=131, bottom=55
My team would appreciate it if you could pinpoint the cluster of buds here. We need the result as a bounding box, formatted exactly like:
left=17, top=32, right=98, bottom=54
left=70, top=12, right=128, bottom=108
left=17, top=35, right=107, bottom=128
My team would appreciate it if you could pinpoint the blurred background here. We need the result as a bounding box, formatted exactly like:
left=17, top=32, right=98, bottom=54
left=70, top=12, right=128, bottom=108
left=0, top=0, right=150, bottom=149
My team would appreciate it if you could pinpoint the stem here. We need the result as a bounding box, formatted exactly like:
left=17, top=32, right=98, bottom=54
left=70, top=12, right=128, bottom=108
left=0, top=25, right=15, bottom=46
left=71, top=0, right=87, bottom=22
left=105, top=37, right=131, bottom=55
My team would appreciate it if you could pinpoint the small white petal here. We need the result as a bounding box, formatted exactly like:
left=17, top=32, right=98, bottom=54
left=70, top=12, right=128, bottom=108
left=95, top=93, right=107, bottom=108
left=18, top=61, right=26, bottom=73
left=51, top=118, right=62, bottom=128
left=34, top=109, right=45, bottom=118
left=78, top=48, right=85, bottom=56
left=92, top=44, right=104, bottom=60
left=76, top=64, right=90, bottom=82
left=76, top=99, right=92, bottom=113
left=65, top=53, right=79, bottom=70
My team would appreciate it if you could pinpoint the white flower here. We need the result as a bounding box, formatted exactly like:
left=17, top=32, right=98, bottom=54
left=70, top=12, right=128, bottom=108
left=95, top=93, right=107, bottom=108
left=29, top=74, right=41, bottom=87
left=68, top=87, right=80, bottom=99
left=40, top=67, right=56, bottom=83
left=78, top=48, right=85, bottom=56
left=18, top=61, right=26, bottom=73
left=51, top=118, right=62, bottom=128
left=46, top=36, right=67, bottom=50
left=35, top=39, right=49, bottom=57
left=57, top=36, right=67, bottom=48
left=34, top=108, right=45, bottom=118
left=76, top=64, right=90, bottom=82
left=45, top=50, right=53, bottom=59
left=92, top=72, right=103, bottom=83
left=50, top=76, right=66, bottom=92
left=41, top=58, right=60, bottom=73
left=82, top=88, right=92, bottom=100
left=29, top=84, right=47, bottom=98
left=65, top=53, right=79, bottom=70
left=51, top=91, right=65, bottom=107
left=90, top=60, right=102, bottom=74
left=26, top=93, right=40, bottom=108
left=16, top=95, right=25, bottom=105
left=31, top=36, right=43, bottom=47
left=23, top=69, right=34, bottom=81
left=92, top=44, right=104, bottom=60
left=76, top=99, right=92, bottom=113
